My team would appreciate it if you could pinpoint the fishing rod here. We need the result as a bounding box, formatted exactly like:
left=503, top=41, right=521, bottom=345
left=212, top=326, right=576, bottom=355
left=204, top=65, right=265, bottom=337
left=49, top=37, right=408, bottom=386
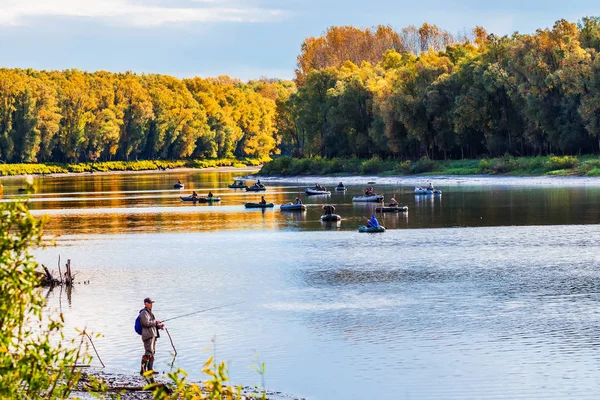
left=161, top=302, right=242, bottom=323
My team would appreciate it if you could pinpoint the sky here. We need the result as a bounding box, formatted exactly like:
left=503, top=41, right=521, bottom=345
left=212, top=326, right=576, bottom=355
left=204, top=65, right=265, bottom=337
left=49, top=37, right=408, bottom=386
left=0, top=0, right=596, bottom=81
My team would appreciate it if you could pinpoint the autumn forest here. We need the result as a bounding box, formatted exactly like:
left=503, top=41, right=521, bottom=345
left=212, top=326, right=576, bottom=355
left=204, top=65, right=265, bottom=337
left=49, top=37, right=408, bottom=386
left=2, top=17, right=600, bottom=164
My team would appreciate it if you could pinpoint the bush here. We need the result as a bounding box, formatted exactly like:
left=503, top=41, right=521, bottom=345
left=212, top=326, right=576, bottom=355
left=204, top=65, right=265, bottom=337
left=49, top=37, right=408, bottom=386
left=394, top=161, right=411, bottom=174
left=0, top=163, right=67, bottom=176
left=360, top=157, right=383, bottom=174
left=0, top=201, right=89, bottom=398
left=546, top=155, right=578, bottom=171
left=410, top=157, right=435, bottom=174
left=585, top=167, right=600, bottom=176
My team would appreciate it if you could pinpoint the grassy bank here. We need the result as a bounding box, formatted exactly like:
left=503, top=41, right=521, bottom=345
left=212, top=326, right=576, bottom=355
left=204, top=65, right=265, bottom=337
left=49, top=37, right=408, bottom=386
left=259, top=155, right=600, bottom=177
left=0, top=158, right=265, bottom=177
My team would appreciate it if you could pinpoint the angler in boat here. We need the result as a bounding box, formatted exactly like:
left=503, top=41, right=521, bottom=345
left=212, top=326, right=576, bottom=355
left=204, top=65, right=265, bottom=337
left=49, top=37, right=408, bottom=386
left=364, top=187, right=375, bottom=196
left=389, top=197, right=399, bottom=207
left=321, top=204, right=341, bottom=221
left=246, top=180, right=267, bottom=191
left=229, top=180, right=247, bottom=188
left=367, top=213, right=380, bottom=228
left=358, top=214, right=385, bottom=232
left=323, top=204, right=335, bottom=215
left=245, top=196, right=274, bottom=208
left=281, top=197, right=306, bottom=211
left=335, top=182, right=347, bottom=191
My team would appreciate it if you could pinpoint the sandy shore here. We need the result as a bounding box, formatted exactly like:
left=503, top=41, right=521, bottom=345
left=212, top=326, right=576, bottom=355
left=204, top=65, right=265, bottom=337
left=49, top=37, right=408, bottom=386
left=0, top=165, right=261, bottom=180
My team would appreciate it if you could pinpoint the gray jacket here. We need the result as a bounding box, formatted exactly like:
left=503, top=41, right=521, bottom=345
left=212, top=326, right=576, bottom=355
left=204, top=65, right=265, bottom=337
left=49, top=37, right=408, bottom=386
left=139, top=308, right=159, bottom=341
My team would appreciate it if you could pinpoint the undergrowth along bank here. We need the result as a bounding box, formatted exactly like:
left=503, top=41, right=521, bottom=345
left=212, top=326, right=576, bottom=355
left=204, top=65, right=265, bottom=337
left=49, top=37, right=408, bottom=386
left=259, top=155, right=600, bottom=176
left=0, top=158, right=265, bottom=176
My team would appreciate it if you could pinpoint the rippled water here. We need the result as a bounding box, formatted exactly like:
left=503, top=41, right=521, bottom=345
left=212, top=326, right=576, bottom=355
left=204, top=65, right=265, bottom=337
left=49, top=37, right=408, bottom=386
left=8, top=170, right=600, bottom=399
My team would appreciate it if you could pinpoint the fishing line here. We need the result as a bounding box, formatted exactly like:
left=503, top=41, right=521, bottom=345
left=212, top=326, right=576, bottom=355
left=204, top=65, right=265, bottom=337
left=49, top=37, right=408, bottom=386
left=161, top=302, right=242, bottom=323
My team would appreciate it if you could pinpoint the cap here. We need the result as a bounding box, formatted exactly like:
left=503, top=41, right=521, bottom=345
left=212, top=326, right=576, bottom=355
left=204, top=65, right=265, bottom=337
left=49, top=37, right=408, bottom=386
left=143, top=297, right=154, bottom=304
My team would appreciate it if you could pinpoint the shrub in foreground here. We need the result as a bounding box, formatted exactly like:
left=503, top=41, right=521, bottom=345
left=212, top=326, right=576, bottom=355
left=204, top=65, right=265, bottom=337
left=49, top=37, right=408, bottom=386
left=0, top=201, right=89, bottom=398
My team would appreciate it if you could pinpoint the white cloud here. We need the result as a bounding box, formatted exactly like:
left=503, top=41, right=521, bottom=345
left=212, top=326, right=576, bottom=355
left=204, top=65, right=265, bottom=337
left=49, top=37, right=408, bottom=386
left=0, top=0, right=284, bottom=26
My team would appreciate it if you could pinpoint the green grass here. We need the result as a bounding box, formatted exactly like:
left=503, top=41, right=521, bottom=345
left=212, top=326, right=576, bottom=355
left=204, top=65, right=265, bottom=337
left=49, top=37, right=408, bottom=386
left=259, top=155, right=600, bottom=176
left=0, top=157, right=267, bottom=176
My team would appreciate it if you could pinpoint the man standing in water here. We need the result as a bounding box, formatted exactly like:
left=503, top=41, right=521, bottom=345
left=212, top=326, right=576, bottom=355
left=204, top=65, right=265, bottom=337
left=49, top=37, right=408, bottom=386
left=139, top=297, right=164, bottom=378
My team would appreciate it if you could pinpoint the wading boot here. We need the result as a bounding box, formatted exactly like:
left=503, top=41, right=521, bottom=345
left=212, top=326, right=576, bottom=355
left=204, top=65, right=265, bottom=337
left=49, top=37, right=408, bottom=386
left=148, top=356, right=159, bottom=374
left=140, top=355, right=149, bottom=376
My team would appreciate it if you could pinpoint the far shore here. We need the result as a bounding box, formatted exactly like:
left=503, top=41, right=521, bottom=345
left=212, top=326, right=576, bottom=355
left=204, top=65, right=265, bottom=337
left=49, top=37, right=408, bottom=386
left=0, top=165, right=261, bottom=180
left=254, top=173, right=600, bottom=187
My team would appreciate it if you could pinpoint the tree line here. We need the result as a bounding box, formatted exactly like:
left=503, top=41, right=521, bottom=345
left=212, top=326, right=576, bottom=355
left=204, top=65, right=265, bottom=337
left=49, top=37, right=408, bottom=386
left=282, top=18, right=600, bottom=160
left=0, top=70, right=293, bottom=163
left=3, top=18, right=600, bottom=165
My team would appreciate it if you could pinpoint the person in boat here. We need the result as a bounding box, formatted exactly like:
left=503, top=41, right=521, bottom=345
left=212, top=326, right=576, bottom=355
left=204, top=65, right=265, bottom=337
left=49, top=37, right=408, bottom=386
left=295, top=197, right=303, bottom=205
left=337, top=182, right=344, bottom=188
left=323, top=204, right=335, bottom=215
left=259, top=196, right=267, bottom=205
left=207, top=191, right=213, bottom=198
left=256, top=179, right=263, bottom=188
left=366, top=214, right=380, bottom=228
left=427, top=182, right=434, bottom=190
left=389, top=197, right=399, bottom=207
left=139, top=297, right=164, bottom=380
left=191, top=191, right=199, bottom=199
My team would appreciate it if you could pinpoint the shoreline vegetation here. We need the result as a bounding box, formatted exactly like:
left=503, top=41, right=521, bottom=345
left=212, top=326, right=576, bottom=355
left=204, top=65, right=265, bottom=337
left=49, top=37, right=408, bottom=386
left=258, top=155, right=600, bottom=177
left=0, top=158, right=264, bottom=177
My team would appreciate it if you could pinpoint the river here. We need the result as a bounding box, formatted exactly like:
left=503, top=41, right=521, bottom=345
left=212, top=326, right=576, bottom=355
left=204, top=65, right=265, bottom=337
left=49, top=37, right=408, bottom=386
left=4, top=170, right=600, bottom=400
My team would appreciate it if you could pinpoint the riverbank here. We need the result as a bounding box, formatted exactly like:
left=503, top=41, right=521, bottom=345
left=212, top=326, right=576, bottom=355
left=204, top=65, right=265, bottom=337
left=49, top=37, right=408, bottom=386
left=0, top=160, right=262, bottom=180
left=258, top=155, right=600, bottom=177
left=0, top=158, right=264, bottom=178
left=255, top=174, right=600, bottom=187
left=72, top=370, right=297, bottom=400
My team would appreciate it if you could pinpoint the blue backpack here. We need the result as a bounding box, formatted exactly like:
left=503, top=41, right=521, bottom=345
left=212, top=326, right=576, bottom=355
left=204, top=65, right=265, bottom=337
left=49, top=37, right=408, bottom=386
left=134, top=309, right=145, bottom=335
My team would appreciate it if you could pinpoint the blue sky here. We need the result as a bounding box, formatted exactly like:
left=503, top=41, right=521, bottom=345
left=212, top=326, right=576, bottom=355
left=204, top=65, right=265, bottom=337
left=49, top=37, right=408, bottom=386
left=0, top=0, right=595, bottom=80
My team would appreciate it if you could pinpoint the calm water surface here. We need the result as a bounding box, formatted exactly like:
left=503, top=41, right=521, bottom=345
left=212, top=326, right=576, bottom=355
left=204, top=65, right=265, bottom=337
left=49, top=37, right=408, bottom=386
left=5, top=170, right=600, bottom=400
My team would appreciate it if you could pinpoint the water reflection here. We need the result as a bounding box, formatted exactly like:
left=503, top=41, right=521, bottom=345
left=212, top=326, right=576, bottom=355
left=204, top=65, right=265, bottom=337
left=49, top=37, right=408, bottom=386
left=3, top=170, right=599, bottom=236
